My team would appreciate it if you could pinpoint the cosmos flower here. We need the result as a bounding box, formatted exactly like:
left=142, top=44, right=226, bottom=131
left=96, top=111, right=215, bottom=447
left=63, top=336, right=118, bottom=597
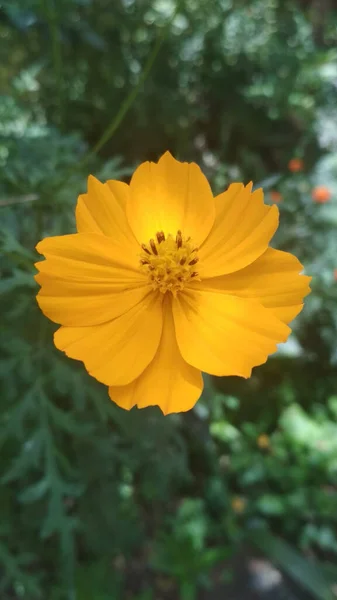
left=35, top=152, right=311, bottom=414
left=288, top=158, right=304, bottom=173
left=311, top=185, right=331, bottom=203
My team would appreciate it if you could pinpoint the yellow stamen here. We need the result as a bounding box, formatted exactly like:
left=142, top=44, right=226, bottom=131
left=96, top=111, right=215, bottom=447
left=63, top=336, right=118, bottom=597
left=139, top=231, right=200, bottom=296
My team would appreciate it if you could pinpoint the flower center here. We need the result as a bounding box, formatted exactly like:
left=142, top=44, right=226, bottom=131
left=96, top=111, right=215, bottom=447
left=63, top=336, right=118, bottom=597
left=139, top=230, right=200, bottom=295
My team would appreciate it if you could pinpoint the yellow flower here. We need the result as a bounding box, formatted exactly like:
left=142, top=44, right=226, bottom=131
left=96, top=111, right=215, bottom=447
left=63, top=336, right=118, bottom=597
left=257, top=434, right=270, bottom=449
left=231, top=496, right=246, bottom=514
left=35, top=152, right=311, bottom=415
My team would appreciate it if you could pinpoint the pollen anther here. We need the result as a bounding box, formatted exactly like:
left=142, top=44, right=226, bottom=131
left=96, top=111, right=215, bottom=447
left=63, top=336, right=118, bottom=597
left=141, top=244, right=151, bottom=255
left=156, top=231, right=165, bottom=243
left=150, top=239, right=158, bottom=255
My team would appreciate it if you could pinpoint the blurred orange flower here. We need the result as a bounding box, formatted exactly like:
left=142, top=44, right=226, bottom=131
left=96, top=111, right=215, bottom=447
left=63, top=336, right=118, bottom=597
left=288, top=158, right=304, bottom=172
left=334, top=269, right=337, bottom=282
left=312, top=186, right=331, bottom=203
left=270, top=190, right=282, bottom=203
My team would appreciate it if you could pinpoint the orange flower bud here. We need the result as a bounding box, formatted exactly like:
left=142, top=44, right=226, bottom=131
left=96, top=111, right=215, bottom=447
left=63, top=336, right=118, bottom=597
left=270, top=190, right=282, bottom=203
left=288, top=158, right=304, bottom=172
left=311, top=186, right=331, bottom=203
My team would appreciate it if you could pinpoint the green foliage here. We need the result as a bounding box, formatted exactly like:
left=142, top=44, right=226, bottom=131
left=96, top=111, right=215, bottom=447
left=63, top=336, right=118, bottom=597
left=205, top=394, right=337, bottom=554
left=151, top=498, right=231, bottom=598
left=1, top=0, right=337, bottom=598
left=249, top=530, right=336, bottom=600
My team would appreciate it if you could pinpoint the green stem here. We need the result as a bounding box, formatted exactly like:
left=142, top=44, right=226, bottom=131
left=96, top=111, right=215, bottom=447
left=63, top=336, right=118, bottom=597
left=81, top=3, right=180, bottom=164
left=89, top=37, right=163, bottom=157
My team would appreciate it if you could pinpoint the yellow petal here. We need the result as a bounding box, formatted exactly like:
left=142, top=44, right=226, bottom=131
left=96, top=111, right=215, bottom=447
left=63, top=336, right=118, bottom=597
left=198, top=184, right=279, bottom=277
left=35, top=233, right=147, bottom=325
left=194, top=248, right=311, bottom=324
left=108, top=299, right=203, bottom=414
left=76, top=176, right=138, bottom=250
left=36, top=231, right=140, bottom=274
left=36, top=273, right=150, bottom=326
left=106, top=179, right=129, bottom=208
left=54, top=292, right=163, bottom=386
left=173, top=290, right=290, bottom=378
left=76, top=194, right=101, bottom=234
left=126, top=151, right=215, bottom=247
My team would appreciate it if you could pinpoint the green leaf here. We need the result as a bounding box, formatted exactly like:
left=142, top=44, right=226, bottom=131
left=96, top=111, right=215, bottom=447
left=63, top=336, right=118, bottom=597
left=249, top=529, right=334, bottom=600
left=47, top=400, right=93, bottom=436
left=19, top=478, right=49, bottom=503
left=180, top=580, right=197, bottom=600
left=0, top=270, right=35, bottom=294
left=256, top=494, right=285, bottom=516
left=210, top=421, right=240, bottom=442
left=328, top=396, right=337, bottom=418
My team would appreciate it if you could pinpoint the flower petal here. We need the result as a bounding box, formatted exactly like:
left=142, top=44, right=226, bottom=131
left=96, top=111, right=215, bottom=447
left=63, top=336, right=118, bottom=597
left=54, top=292, right=163, bottom=386
left=76, top=176, right=137, bottom=249
left=126, top=151, right=215, bottom=247
left=108, top=299, right=203, bottom=414
left=173, top=290, right=290, bottom=378
left=194, top=248, right=311, bottom=324
left=36, top=274, right=150, bottom=327
left=35, top=233, right=146, bottom=325
left=76, top=194, right=101, bottom=234
left=198, top=184, right=279, bottom=277
left=106, top=179, right=129, bottom=208
left=36, top=231, right=141, bottom=273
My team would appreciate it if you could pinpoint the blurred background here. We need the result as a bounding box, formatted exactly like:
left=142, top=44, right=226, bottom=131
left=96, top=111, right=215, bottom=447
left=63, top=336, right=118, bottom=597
left=1, top=0, right=337, bottom=599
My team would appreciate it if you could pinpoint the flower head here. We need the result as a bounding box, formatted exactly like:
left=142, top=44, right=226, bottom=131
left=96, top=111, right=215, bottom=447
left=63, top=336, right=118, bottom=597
left=35, top=152, right=311, bottom=414
left=257, top=434, right=270, bottom=449
left=312, top=185, right=331, bottom=203
left=231, top=496, right=246, bottom=514
left=270, top=190, right=282, bottom=203
left=288, top=158, right=304, bottom=172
